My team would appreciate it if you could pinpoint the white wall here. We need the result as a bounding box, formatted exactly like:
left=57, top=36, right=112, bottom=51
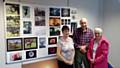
left=1, top=0, right=100, bottom=68
left=103, top=0, right=120, bottom=68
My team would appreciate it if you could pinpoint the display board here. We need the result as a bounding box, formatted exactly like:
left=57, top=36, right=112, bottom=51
left=4, top=2, right=78, bottom=64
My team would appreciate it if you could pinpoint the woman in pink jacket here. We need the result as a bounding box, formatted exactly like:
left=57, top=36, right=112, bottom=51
left=87, top=27, right=109, bottom=68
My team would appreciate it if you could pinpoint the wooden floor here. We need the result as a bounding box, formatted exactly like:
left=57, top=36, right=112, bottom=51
left=22, top=59, right=58, bottom=68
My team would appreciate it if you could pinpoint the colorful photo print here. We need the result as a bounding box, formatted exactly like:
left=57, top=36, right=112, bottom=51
left=39, top=37, right=46, bottom=48
left=7, top=38, right=23, bottom=51
left=49, top=17, right=61, bottom=26
left=49, top=8, right=60, bottom=16
left=61, top=8, right=70, bottom=17
left=26, top=50, right=37, bottom=59
left=22, top=6, right=30, bottom=18
left=5, top=3, right=20, bottom=16
left=71, top=22, right=77, bottom=34
left=34, top=7, right=46, bottom=26
left=23, top=21, right=32, bottom=34
left=6, top=16, right=20, bottom=37
left=48, top=37, right=57, bottom=45
left=50, top=27, right=60, bottom=36
left=9, top=52, right=22, bottom=61
left=24, top=37, right=37, bottom=50
left=48, top=47, right=57, bottom=54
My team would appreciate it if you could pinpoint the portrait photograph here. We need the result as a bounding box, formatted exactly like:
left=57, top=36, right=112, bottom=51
left=50, top=27, right=60, bottom=36
left=49, top=7, right=60, bottom=16
left=23, top=21, right=32, bottom=34
left=26, top=50, right=37, bottom=59
left=49, top=17, right=61, bottom=26
left=6, top=16, right=20, bottom=37
left=61, top=8, right=70, bottom=17
left=34, top=7, right=46, bottom=26
left=48, top=47, right=57, bottom=55
left=7, top=38, right=23, bottom=51
left=24, top=37, right=37, bottom=50
left=22, top=6, right=30, bottom=18
left=48, top=37, right=57, bottom=45
left=39, top=37, right=46, bottom=48
left=5, top=3, right=20, bottom=16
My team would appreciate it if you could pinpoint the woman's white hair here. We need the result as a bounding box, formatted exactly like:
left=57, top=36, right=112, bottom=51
left=94, top=27, right=103, bottom=35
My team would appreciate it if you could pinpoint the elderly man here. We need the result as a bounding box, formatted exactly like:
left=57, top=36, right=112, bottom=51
left=73, top=18, right=94, bottom=68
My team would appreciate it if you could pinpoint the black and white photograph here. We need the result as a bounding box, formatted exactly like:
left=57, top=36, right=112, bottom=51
left=49, top=7, right=60, bottom=16
left=34, top=7, right=46, bottom=26
left=23, top=21, right=32, bottom=34
left=22, top=6, right=30, bottom=18
left=26, top=50, right=37, bottom=59
left=39, top=37, right=46, bottom=48
left=61, top=8, right=70, bottom=17
left=6, top=3, right=20, bottom=16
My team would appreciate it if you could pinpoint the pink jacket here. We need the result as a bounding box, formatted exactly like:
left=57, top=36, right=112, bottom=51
left=87, top=36, right=109, bottom=68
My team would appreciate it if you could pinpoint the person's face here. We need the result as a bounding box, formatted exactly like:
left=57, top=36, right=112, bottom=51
left=62, top=29, right=69, bottom=37
left=95, top=32, right=102, bottom=40
left=80, top=20, right=87, bottom=29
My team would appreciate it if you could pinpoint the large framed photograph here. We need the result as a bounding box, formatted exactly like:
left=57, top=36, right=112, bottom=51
left=48, top=37, right=57, bottom=45
left=24, top=37, right=37, bottom=50
left=7, top=38, right=23, bottom=51
left=34, top=7, right=46, bottom=26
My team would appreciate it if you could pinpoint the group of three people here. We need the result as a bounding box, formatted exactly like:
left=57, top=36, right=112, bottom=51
left=57, top=18, right=109, bottom=68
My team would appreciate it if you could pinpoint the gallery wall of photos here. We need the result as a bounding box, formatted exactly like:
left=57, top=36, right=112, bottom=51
left=5, top=2, right=78, bottom=64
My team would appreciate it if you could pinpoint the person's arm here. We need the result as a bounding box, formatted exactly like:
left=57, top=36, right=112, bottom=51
left=94, top=41, right=109, bottom=64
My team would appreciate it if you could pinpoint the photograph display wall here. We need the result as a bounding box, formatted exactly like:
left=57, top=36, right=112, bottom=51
left=5, top=2, right=78, bottom=64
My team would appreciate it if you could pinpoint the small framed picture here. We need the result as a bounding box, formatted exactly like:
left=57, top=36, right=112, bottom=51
left=48, top=47, right=57, bottom=54
left=24, top=37, right=37, bottom=50
left=49, top=7, right=60, bottom=16
left=61, top=8, right=70, bottom=17
left=48, top=37, right=57, bottom=45
left=26, top=50, right=37, bottom=59
left=50, top=27, right=60, bottom=36
left=7, top=38, right=23, bottom=51
left=39, top=37, right=46, bottom=48
left=10, top=52, right=22, bottom=61
left=22, top=6, right=30, bottom=18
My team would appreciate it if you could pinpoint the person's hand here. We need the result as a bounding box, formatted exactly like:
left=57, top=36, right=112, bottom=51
left=80, top=45, right=87, bottom=53
left=90, top=59, right=95, bottom=64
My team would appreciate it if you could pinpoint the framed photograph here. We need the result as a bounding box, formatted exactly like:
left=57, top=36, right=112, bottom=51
left=48, top=47, right=57, bottom=54
left=23, top=21, right=32, bottom=34
left=9, top=52, right=22, bottom=61
left=49, top=17, right=61, bottom=26
left=6, top=16, right=20, bottom=37
left=5, top=3, right=20, bottom=16
left=22, top=6, right=30, bottom=18
left=61, top=8, right=70, bottom=17
left=48, top=37, right=57, bottom=45
left=26, top=50, right=37, bottom=59
left=49, top=7, right=60, bottom=16
left=34, top=7, right=46, bottom=26
left=39, top=37, right=46, bottom=48
left=24, top=37, right=37, bottom=50
left=50, top=27, right=60, bottom=36
left=7, top=38, right=23, bottom=51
